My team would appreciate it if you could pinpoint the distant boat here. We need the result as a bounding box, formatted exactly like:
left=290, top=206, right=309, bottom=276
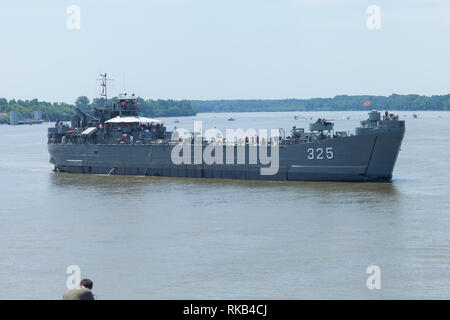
left=9, top=110, right=44, bottom=125
left=227, top=117, right=235, bottom=121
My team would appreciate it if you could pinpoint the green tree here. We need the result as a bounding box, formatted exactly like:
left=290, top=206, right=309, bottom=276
left=75, top=96, right=90, bottom=110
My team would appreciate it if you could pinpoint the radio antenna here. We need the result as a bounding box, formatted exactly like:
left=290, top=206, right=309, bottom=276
left=97, top=73, right=114, bottom=100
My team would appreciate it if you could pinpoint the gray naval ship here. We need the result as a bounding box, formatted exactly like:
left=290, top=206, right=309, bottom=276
left=48, top=84, right=405, bottom=182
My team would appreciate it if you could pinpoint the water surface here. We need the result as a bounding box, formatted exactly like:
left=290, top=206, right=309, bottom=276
left=0, top=111, right=449, bottom=299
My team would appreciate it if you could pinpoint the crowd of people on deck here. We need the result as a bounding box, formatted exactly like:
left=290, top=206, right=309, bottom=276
left=383, top=111, right=399, bottom=121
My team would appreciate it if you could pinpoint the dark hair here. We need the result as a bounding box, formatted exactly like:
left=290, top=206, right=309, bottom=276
left=80, top=279, right=93, bottom=290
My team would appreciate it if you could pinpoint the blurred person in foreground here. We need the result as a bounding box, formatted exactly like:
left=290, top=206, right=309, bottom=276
left=63, top=279, right=95, bottom=300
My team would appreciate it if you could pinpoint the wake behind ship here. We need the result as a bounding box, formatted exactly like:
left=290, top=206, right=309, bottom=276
left=48, top=78, right=405, bottom=182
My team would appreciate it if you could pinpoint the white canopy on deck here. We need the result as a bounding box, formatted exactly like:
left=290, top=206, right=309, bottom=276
left=105, top=116, right=162, bottom=125
left=81, top=127, right=98, bottom=135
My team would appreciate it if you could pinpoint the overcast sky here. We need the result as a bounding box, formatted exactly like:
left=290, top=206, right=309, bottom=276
left=0, top=0, right=449, bottom=103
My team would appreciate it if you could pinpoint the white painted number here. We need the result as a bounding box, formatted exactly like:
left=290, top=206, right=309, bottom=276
left=307, top=147, right=334, bottom=160
left=316, top=148, right=324, bottom=159
left=326, top=147, right=334, bottom=159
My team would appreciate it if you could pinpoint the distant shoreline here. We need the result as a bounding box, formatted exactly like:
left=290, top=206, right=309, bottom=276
left=195, top=109, right=448, bottom=114
left=0, top=97, right=196, bottom=124
left=192, top=94, right=450, bottom=113
left=2, top=93, right=449, bottom=124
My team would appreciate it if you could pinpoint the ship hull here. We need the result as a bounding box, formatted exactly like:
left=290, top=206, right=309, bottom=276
left=48, top=129, right=404, bottom=182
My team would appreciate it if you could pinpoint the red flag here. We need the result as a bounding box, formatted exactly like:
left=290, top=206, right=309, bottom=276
left=363, top=99, right=372, bottom=107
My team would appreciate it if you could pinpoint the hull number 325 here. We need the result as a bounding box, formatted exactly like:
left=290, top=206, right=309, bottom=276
left=307, top=147, right=334, bottom=160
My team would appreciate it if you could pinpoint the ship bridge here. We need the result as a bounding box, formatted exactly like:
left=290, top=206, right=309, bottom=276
left=118, top=93, right=139, bottom=117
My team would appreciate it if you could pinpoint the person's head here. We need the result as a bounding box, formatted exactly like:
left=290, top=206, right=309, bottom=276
left=80, top=279, right=93, bottom=290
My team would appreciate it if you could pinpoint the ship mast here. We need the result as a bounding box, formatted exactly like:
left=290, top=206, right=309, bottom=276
left=98, top=73, right=113, bottom=100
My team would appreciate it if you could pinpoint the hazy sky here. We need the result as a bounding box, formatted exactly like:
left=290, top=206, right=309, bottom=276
left=0, top=0, right=449, bottom=102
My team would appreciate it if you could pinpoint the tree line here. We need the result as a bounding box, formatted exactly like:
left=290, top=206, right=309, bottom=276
left=79, top=97, right=197, bottom=118
left=0, top=96, right=197, bottom=124
left=191, top=94, right=450, bottom=113
left=1, top=93, right=449, bottom=124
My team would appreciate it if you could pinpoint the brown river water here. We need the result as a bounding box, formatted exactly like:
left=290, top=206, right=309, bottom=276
left=0, top=111, right=449, bottom=299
